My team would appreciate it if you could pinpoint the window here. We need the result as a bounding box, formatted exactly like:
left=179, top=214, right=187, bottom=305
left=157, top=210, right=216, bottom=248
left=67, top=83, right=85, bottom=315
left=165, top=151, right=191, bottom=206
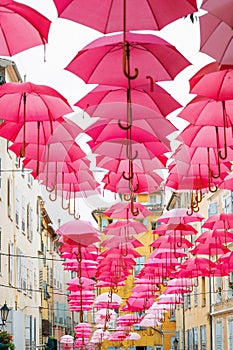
left=194, top=279, right=198, bottom=306
left=7, top=177, right=13, bottom=219
left=228, top=317, right=233, bottom=350
left=193, top=328, right=198, bottom=350
left=208, top=202, right=218, bottom=217
left=200, top=325, right=206, bottom=350
left=8, top=242, right=14, bottom=284
left=223, top=195, right=231, bottom=213
left=27, top=204, right=33, bottom=241
left=134, top=256, right=146, bottom=277
left=201, top=277, right=206, bottom=307
left=101, top=218, right=109, bottom=231
left=215, top=319, right=223, bottom=350
left=214, top=277, right=222, bottom=303
left=21, top=195, right=26, bottom=233
left=15, top=187, right=19, bottom=226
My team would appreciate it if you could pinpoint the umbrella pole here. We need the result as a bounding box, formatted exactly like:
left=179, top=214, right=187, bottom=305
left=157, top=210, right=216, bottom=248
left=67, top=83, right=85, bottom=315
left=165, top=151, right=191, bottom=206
left=122, top=0, right=138, bottom=80
left=36, top=121, right=41, bottom=176
left=20, top=92, right=27, bottom=157
left=218, top=101, right=228, bottom=160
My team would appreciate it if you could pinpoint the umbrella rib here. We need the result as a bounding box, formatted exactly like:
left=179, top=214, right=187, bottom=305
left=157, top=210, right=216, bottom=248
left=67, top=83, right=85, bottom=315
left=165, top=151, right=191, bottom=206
left=0, top=22, right=11, bottom=55
left=104, top=0, right=114, bottom=33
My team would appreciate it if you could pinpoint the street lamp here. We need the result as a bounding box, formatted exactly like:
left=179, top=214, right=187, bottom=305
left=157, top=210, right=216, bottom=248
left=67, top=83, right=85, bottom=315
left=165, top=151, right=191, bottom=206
left=1, top=303, right=9, bottom=326
left=173, top=338, right=179, bottom=350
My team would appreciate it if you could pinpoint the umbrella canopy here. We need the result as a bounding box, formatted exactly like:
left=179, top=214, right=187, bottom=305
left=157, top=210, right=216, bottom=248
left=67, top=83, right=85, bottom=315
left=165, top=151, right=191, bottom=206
left=103, top=219, right=147, bottom=237
left=157, top=208, right=204, bottom=224
left=54, top=0, right=197, bottom=33
left=66, top=32, right=191, bottom=87
left=56, top=220, right=100, bottom=245
left=202, top=213, right=233, bottom=230
left=75, top=84, right=181, bottom=119
left=0, top=0, right=51, bottom=56
left=201, top=0, right=233, bottom=27
left=199, top=12, right=233, bottom=66
left=102, top=170, right=164, bottom=194
left=103, top=202, right=152, bottom=219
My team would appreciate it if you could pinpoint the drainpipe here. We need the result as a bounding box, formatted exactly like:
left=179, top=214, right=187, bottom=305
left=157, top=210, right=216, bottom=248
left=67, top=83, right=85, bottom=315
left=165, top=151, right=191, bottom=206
left=209, top=278, right=213, bottom=350
left=182, top=300, right=185, bottom=350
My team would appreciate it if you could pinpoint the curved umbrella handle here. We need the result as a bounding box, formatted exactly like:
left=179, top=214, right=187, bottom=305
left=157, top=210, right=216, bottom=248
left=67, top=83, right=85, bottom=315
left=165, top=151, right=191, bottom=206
left=146, top=75, right=154, bottom=92
left=219, top=102, right=228, bottom=160
left=61, top=174, right=69, bottom=210
left=49, top=184, right=57, bottom=201
left=130, top=198, right=139, bottom=216
left=129, top=181, right=139, bottom=193
left=123, top=42, right=139, bottom=80
left=122, top=170, right=134, bottom=180
left=118, top=118, right=131, bottom=130
left=186, top=207, right=194, bottom=216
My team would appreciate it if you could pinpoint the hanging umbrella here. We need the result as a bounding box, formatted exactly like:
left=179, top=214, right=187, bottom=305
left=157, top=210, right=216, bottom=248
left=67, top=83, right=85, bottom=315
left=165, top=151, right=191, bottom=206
left=219, top=171, right=233, bottom=190
left=0, top=82, right=73, bottom=157
left=189, top=242, right=230, bottom=256
left=96, top=155, right=166, bottom=173
left=178, top=257, right=217, bottom=278
left=201, top=0, right=233, bottom=27
left=103, top=219, right=147, bottom=237
left=66, top=277, right=96, bottom=291
left=75, top=84, right=181, bottom=119
left=85, top=117, right=176, bottom=147
left=203, top=213, right=233, bottom=230
left=102, top=170, right=163, bottom=194
left=199, top=13, right=233, bottom=67
left=0, top=0, right=51, bottom=56
left=195, top=229, right=233, bottom=244
left=53, top=0, right=197, bottom=33
left=153, top=222, right=198, bottom=236
left=190, top=68, right=233, bottom=101
left=60, top=335, right=74, bottom=344
left=157, top=208, right=204, bottom=224
left=56, top=220, right=100, bottom=245
left=103, top=201, right=152, bottom=219
left=150, top=235, right=193, bottom=249
left=65, top=32, right=190, bottom=87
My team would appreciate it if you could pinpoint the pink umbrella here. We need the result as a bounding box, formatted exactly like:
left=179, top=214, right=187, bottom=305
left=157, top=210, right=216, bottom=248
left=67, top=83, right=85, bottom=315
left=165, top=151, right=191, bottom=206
left=195, top=229, right=233, bottom=245
left=202, top=213, right=233, bottom=230
left=219, top=171, right=233, bottom=190
left=190, top=242, right=230, bottom=257
left=178, top=257, right=217, bottom=278
left=190, top=68, right=233, bottom=101
left=150, top=235, right=193, bottom=249
left=0, top=82, right=73, bottom=158
left=66, top=277, right=96, bottom=291
left=0, top=0, right=51, bottom=56
left=199, top=12, right=233, bottom=66
left=123, top=296, right=155, bottom=312
left=96, top=155, right=166, bottom=173
left=153, top=222, right=198, bottom=236
left=54, top=0, right=197, bottom=33
left=103, top=219, right=147, bottom=237
left=157, top=208, right=204, bottom=224
left=75, top=84, right=181, bottom=119
left=85, top=117, right=175, bottom=147
left=101, top=236, right=143, bottom=249
left=56, top=220, right=100, bottom=246
left=201, top=0, right=233, bottom=27
left=102, top=171, right=163, bottom=194
left=127, top=333, right=141, bottom=341
left=103, top=201, right=152, bottom=219
left=167, top=278, right=193, bottom=288
left=66, top=32, right=190, bottom=87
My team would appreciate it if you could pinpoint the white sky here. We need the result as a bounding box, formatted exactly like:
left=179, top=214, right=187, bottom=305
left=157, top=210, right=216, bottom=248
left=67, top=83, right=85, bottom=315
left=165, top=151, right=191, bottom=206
left=7, top=0, right=213, bottom=227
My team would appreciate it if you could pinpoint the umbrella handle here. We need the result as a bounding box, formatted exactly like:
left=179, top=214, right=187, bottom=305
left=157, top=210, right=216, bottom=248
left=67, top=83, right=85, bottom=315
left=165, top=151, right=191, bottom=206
left=186, top=207, right=194, bottom=216
left=146, top=76, right=154, bottom=92
left=130, top=196, right=139, bottom=216
left=61, top=174, right=69, bottom=210
left=123, top=42, right=139, bottom=80
left=118, top=119, right=131, bottom=130
left=49, top=184, right=57, bottom=201
left=122, top=171, right=134, bottom=180
left=218, top=102, right=228, bottom=160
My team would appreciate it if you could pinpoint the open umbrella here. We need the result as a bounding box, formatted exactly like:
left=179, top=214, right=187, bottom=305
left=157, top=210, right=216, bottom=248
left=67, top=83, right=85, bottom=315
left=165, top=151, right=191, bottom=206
left=103, top=201, right=153, bottom=219
left=75, top=84, right=181, bottom=119
left=54, top=0, right=197, bottom=33
left=0, top=82, right=73, bottom=158
left=199, top=12, right=233, bottom=67
left=0, top=0, right=51, bottom=56
left=66, top=32, right=190, bottom=87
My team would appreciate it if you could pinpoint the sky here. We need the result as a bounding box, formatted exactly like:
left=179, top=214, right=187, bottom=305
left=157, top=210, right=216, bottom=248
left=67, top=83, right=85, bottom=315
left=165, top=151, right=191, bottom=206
left=7, top=0, right=213, bottom=228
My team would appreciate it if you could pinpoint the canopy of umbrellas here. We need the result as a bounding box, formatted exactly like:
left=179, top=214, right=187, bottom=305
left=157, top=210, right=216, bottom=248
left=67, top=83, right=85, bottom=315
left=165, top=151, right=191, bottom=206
left=0, top=1, right=232, bottom=218
left=55, top=207, right=233, bottom=348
